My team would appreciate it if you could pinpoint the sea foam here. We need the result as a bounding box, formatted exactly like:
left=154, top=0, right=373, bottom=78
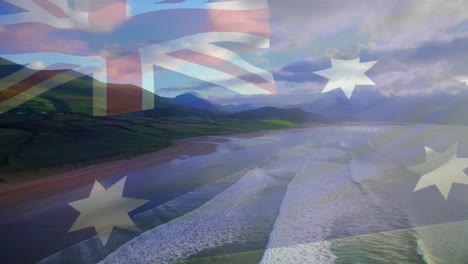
left=100, top=167, right=280, bottom=264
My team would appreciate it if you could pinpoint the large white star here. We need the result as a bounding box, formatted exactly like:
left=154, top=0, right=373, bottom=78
left=69, top=177, right=148, bottom=245
left=408, top=144, right=468, bottom=200
left=314, top=58, right=377, bottom=99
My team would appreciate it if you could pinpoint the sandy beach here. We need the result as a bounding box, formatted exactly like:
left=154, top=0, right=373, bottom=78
left=0, top=136, right=224, bottom=208
left=1, top=125, right=468, bottom=264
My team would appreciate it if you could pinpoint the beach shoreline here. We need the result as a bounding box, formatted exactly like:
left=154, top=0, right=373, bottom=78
left=0, top=124, right=355, bottom=208
left=0, top=124, right=290, bottom=208
left=0, top=136, right=225, bottom=208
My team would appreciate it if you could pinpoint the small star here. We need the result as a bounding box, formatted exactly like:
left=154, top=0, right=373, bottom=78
left=69, top=177, right=148, bottom=245
left=408, top=144, right=468, bottom=200
left=314, top=57, right=377, bottom=99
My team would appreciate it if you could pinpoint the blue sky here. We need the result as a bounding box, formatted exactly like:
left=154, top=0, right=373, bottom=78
left=1, top=0, right=468, bottom=106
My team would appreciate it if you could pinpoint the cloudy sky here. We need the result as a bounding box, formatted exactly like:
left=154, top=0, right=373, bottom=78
left=261, top=0, right=468, bottom=105
left=219, top=0, right=468, bottom=106
left=152, top=0, right=468, bottom=104
left=1, top=0, right=468, bottom=107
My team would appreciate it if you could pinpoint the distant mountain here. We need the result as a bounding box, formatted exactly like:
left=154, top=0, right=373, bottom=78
left=168, top=93, right=259, bottom=113
left=294, top=89, right=468, bottom=125
left=0, top=58, right=326, bottom=124
left=296, top=91, right=356, bottom=121
left=168, top=93, right=224, bottom=114
left=0, top=58, right=217, bottom=119
left=219, top=103, right=257, bottom=113
left=141, top=101, right=214, bottom=119
left=229, top=106, right=325, bottom=124
left=352, top=92, right=468, bottom=125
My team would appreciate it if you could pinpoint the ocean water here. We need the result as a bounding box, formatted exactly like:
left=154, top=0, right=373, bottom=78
left=101, top=168, right=283, bottom=264
left=39, top=125, right=468, bottom=263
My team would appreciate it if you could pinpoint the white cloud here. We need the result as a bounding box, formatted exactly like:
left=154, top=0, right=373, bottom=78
left=269, top=0, right=468, bottom=57
left=369, top=59, right=468, bottom=96
left=263, top=0, right=468, bottom=98
left=360, top=0, right=468, bottom=49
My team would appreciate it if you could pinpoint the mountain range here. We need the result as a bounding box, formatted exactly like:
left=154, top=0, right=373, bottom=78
left=3, top=55, right=467, bottom=126
left=292, top=88, right=468, bottom=125
left=0, top=58, right=318, bottom=178
left=166, top=87, right=468, bottom=126
left=0, top=57, right=318, bottom=124
left=3, top=56, right=468, bottom=179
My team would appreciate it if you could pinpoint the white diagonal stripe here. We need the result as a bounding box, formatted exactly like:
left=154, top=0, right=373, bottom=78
left=140, top=32, right=274, bottom=95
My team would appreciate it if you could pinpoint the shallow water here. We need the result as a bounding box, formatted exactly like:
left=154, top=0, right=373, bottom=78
left=35, top=124, right=468, bottom=264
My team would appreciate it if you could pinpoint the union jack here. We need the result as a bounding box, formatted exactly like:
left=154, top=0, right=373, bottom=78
left=0, top=0, right=276, bottom=115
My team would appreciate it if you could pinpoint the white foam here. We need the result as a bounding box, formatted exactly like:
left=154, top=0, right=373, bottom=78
left=260, top=160, right=351, bottom=264
left=413, top=220, right=468, bottom=264
left=261, top=240, right=335, bottom=264
left=100, top=168, right=279, bottom=264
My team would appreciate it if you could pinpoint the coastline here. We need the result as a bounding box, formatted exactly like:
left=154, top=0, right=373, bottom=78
left=0, top=136, right=224, bottom=208
left=0, top=124, right=332, bottom=208
left=0, top=124, right=316, bottom=208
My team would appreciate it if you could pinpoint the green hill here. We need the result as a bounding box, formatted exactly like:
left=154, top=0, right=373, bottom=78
left=229, top=106, right=325, bottom=123
left=0, top=58, right=307, bottom=181
left=169, top=92, right=225, bottom=114
left=0, top=57, right=216, bottom=118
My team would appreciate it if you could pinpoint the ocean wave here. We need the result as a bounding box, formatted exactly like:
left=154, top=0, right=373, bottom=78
left=38, top=168, right=250, bottom=264
left=260, top=160, right=351, bottom=263
left=100, top=167, right=282, bottom=264
left=344, top=141, right=429, bottom=264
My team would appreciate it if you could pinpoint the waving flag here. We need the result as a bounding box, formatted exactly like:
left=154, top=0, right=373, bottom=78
left=0, top=0, right=275, bottom=115
left=2, top=1, right=468, bottom=264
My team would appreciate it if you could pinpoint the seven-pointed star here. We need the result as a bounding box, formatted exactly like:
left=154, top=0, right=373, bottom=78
left=408, top=144, right=468, bottom=199
left=314, top=58, right=377, bottom=99
left=69, top=176, right=148, bottom=245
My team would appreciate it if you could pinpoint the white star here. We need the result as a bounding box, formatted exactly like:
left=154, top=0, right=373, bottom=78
left=408, top=144, right=468, bottom=200
left=69, top=177, right=148, bottom=245
left=314, top=58, right=377, bottom=99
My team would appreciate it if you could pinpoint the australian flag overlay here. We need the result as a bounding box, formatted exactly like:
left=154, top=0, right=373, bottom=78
left=1, top=0, right=468, bottom=264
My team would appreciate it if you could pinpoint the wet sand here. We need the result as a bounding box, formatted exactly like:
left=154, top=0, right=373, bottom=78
left=0, top=136, right=224, bottom=208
